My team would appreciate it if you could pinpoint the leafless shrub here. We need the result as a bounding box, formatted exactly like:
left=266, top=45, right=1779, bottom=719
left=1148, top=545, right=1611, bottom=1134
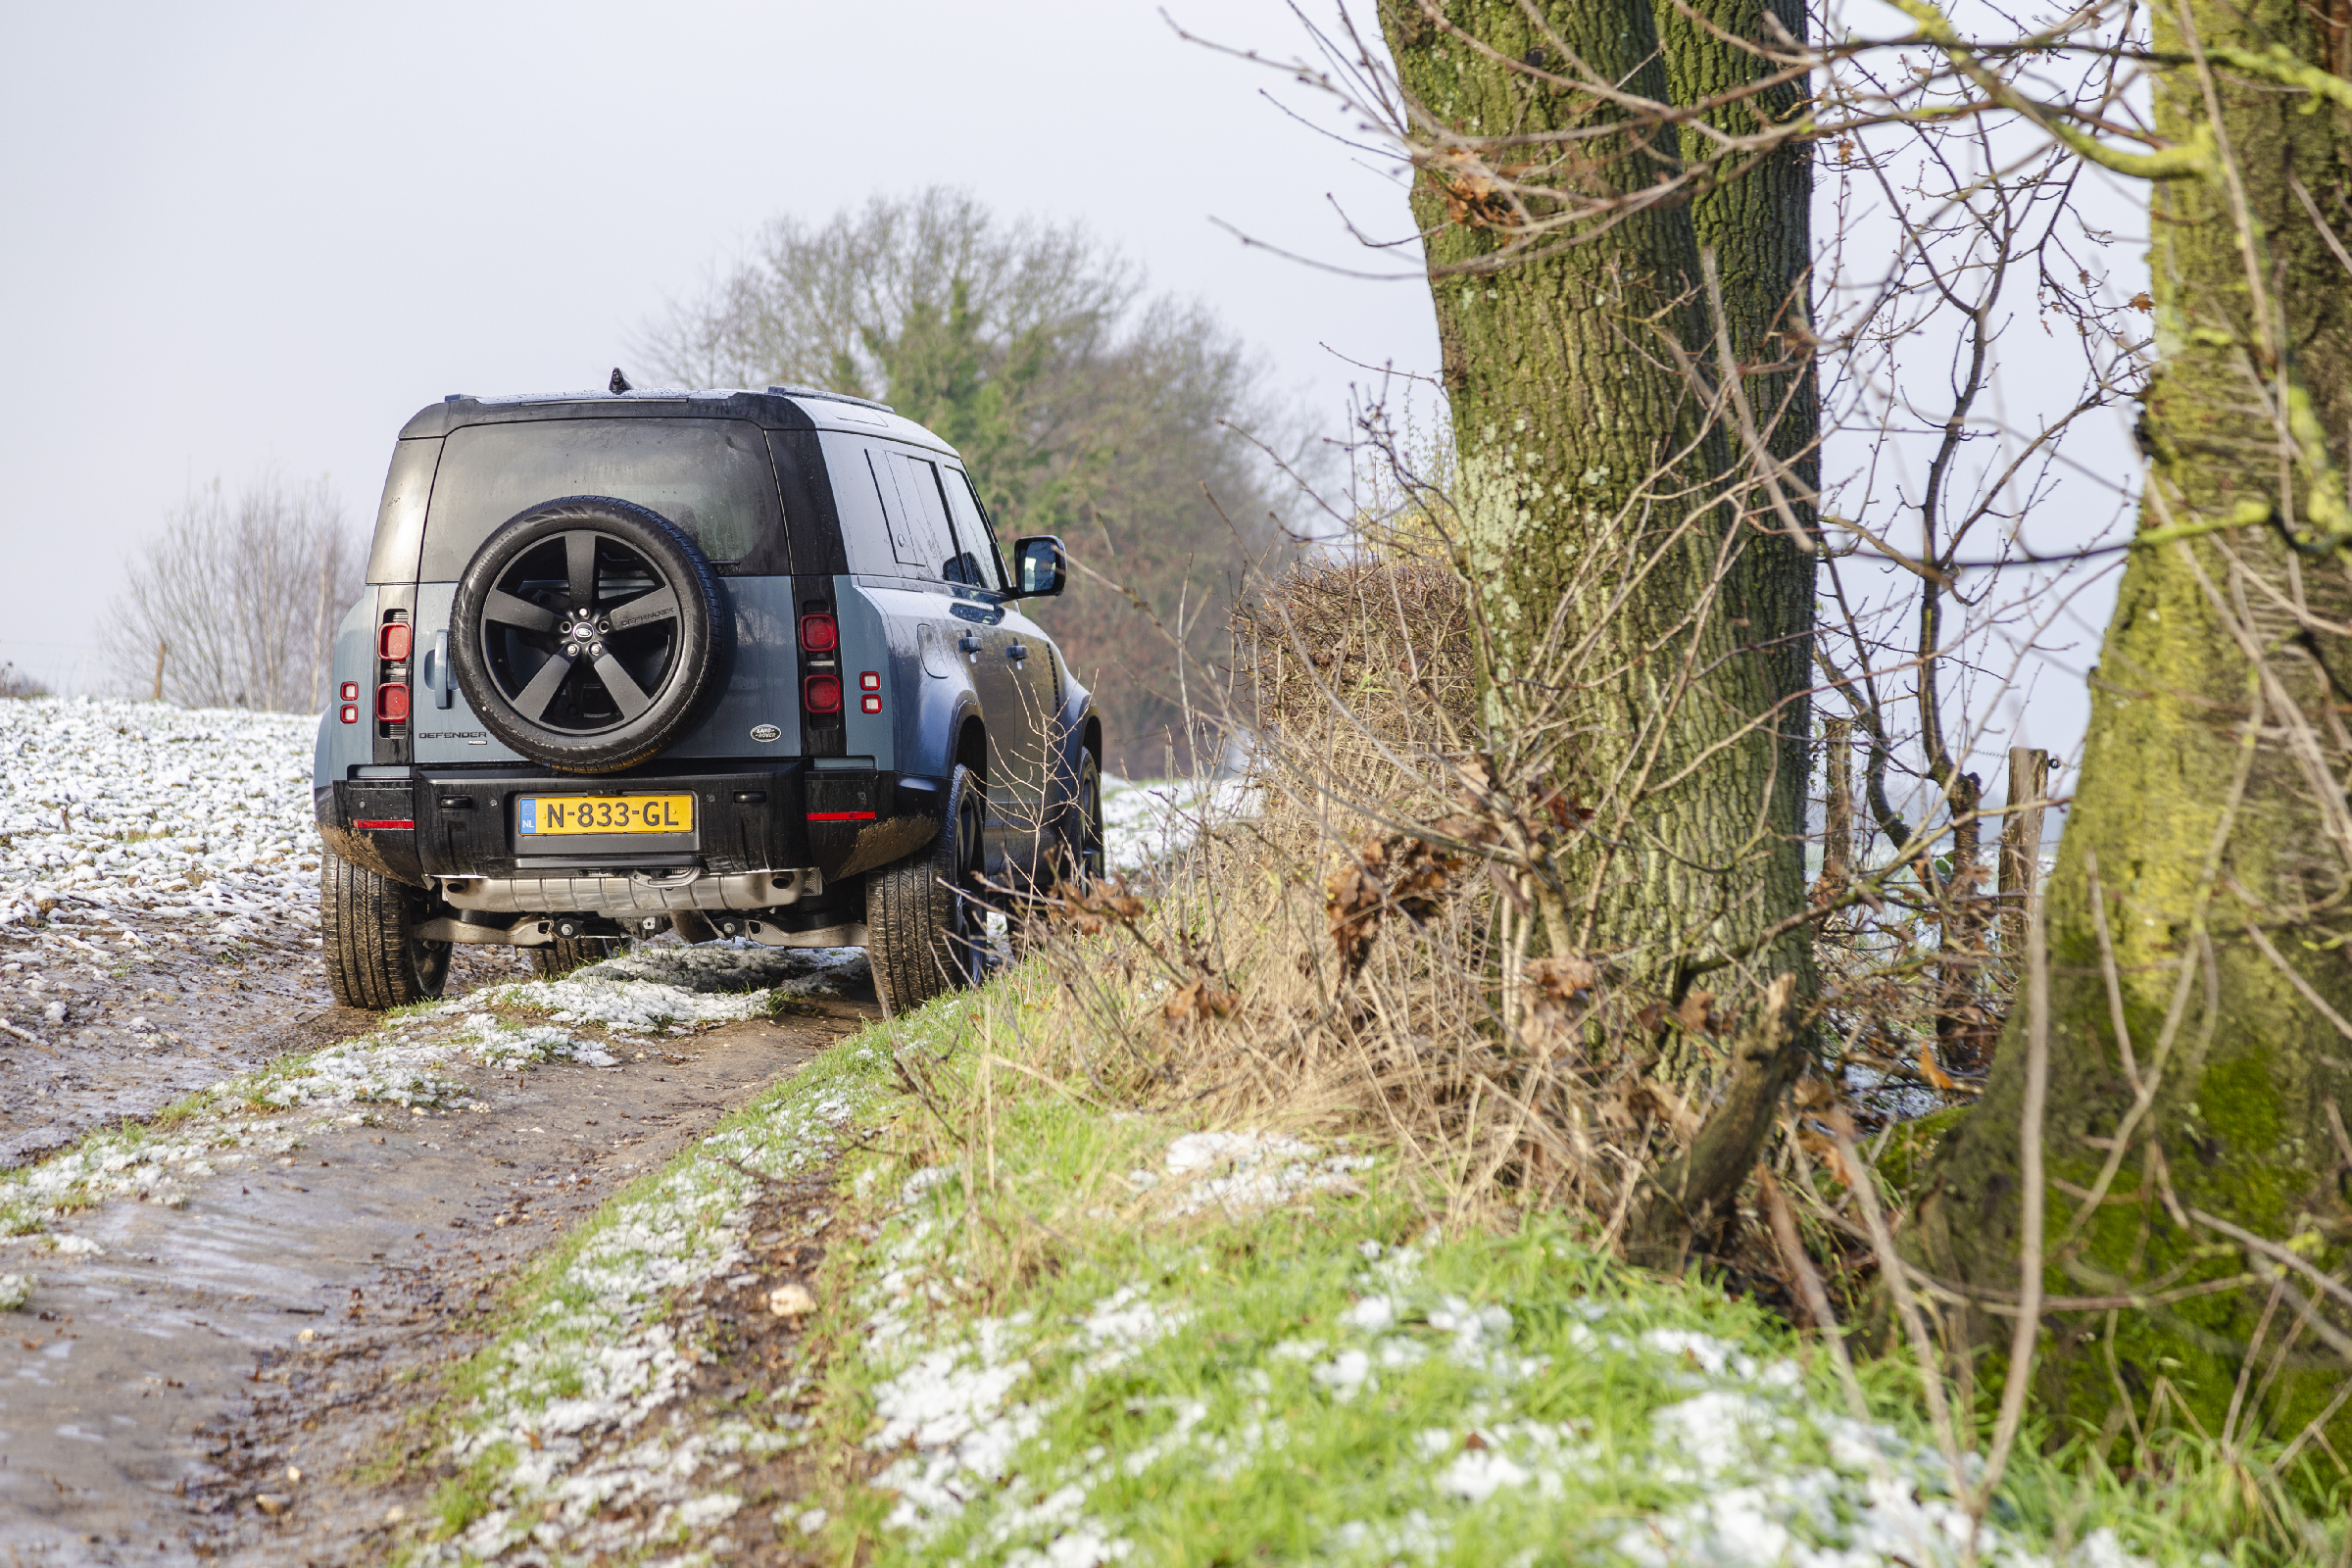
left=100, top=471, right=362, bottom=712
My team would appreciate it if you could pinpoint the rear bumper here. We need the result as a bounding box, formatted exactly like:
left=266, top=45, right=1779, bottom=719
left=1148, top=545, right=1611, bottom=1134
left=314, top=761, right=945, bottom=890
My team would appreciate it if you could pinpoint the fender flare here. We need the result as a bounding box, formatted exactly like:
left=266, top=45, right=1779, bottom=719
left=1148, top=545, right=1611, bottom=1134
left=1045, top=681, right=1101, bottom=828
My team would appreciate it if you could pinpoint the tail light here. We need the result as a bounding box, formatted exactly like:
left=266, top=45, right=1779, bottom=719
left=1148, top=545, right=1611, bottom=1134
left=803, top=673, right=842, bottom=713
left=340, top=705, right=358, bottom=724
left=376, top=609, right=412, bottom=744
left=799, top=612, right=839, bottom=653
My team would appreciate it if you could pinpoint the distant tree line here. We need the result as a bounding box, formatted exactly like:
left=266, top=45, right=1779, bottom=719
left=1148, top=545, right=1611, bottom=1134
left=101, top=472, right=360, bottom=712
left=100, top=190, right=1304, bottom=764
left=637, top=187, right=1310, bottom=777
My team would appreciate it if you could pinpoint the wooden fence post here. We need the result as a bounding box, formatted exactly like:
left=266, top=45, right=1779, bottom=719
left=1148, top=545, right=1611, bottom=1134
left=2000, top=746, right=2050, bottom=957
left=1823, top=716, right=1853, bottom=883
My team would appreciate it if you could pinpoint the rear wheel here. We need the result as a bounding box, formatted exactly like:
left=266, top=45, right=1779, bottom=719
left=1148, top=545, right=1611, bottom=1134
left=530, top=936, right=621, bottom=978
left=1063, top=748, right=1105, bottom=888
left=320, top=851, right=450, bottom=1009
left=865, top=764, right=986, bottom=1013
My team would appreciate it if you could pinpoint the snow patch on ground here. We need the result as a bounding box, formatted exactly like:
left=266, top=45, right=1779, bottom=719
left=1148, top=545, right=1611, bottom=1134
left=849, top=1166, right=2161, bottom=1568
left=1126, top=1128, right=1376, bottom=1216
left=454, top=943, right=872, bottom=1039
left=582, top=941, right=870, bottom=997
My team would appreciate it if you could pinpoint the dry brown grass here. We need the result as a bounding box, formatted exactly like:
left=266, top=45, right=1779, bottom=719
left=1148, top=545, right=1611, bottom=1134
left=1009, top=546, right=1742, bottom=1250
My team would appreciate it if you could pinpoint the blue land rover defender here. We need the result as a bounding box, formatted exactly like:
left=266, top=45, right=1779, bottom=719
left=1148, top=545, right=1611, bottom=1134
left=314, top=384, right=1103, bottom=1013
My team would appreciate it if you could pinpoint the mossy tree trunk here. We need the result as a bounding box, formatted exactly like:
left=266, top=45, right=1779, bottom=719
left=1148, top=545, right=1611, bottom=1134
left=1917, top=0, right=2352, bottom=1451
left=1655, top=0, right=1818, bottom=843
left=1381, top=0, right=1815, bottom=981
left=1381, top=1, right=1816, bottom=1257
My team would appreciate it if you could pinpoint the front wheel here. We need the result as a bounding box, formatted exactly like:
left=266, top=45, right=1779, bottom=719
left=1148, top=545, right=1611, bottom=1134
left=320, top=850, right=451, bottom=1009
left=865, top=764, right=987, bottom=1013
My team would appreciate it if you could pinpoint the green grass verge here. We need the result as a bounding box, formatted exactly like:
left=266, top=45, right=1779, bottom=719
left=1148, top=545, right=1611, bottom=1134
left=393, top=967, right=2347, bottom=1566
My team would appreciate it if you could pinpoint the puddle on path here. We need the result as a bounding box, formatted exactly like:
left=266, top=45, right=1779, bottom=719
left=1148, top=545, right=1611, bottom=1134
left=0, top=999, right=873, bottom=1566
left=0, top=925, right=533, bottom=1170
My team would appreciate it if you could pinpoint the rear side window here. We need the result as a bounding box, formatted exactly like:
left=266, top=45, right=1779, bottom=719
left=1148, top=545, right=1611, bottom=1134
left=416, top=417, right=781, bottom=581
left=828, top=439, right=992, bottom=587
left=875, top=450, right=957, bottom=574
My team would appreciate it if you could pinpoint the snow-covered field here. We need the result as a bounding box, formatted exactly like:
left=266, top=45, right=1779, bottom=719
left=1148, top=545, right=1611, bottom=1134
left=1100, top=774, right=1249, bottom=875
left=0, top=699, right=1215, bottom=948
left=0, top=698, right=321, bottom=944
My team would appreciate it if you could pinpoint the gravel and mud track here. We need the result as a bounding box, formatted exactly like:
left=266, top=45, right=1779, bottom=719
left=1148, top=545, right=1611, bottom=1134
left=0, top=962, right=877, bottom=1566
left=0, top=702, right=883, bottom=1562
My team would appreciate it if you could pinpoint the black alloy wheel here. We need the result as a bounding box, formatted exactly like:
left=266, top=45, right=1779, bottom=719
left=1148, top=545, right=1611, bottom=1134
left=451, top=497, right=729, bottom=773
left=950, top=775, right=987, bottom=962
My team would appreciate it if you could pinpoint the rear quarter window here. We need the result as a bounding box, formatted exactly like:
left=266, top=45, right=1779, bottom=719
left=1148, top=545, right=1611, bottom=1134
left=941, top=466, right=1009, bottom=592
left=416, top=417, right=782, bottom=580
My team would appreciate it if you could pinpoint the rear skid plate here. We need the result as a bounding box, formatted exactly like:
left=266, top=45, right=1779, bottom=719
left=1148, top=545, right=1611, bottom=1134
left=413, top=913, right=868, bottom=950
left=432, top=867, right=820, bottom=916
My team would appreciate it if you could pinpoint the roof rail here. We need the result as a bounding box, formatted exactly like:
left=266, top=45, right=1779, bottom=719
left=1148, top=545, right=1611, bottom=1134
left=767, top=383, right=896, bottom=415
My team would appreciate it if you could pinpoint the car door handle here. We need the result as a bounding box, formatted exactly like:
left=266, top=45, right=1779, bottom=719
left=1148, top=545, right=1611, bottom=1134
left=429, top=630, right=453, bottom=709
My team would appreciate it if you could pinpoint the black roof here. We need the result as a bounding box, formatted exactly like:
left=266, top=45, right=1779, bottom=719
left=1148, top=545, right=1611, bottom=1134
left=396, top=388, right=820, bottom=440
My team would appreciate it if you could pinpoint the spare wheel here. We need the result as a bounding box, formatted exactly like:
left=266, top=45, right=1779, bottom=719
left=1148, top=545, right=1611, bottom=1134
left=451, top=496, right=730, bottom=772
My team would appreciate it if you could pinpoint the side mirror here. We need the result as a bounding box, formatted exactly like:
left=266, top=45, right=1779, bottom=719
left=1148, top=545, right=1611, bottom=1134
left=1010, top=535, right=1066, bottom=598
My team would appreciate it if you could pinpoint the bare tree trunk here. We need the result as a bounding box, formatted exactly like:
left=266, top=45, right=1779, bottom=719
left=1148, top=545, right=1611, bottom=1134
left=1382, top=0, right=1813, bottom=981
left=1382, top=0, right=1817, bottom=1267
left=151, top=640, right=166, bottom=705
left=1935, top=772, right=1991, bottom=1077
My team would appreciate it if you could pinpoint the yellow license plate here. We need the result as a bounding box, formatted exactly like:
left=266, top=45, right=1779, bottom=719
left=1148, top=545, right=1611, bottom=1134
left=517, top=794, right=696, bottom=836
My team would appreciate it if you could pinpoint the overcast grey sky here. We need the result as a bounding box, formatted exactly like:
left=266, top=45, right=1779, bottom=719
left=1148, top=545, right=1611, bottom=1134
left=0, top=1, right=1434, bottom=696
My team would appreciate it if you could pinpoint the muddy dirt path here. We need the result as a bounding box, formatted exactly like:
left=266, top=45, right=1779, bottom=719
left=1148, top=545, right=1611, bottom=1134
left=0, top=926, right=536, bottom=1169
left=0, top=978, right=876, bottom=1566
